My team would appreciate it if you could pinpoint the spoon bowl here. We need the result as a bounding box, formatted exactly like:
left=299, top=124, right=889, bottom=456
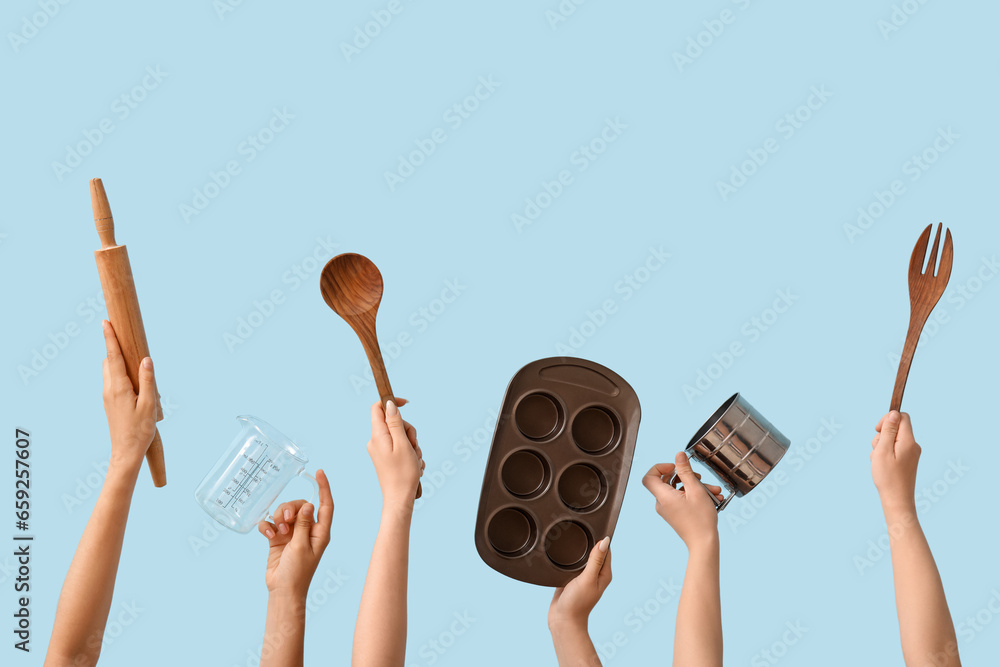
left=320, top=253, right=384, bottom=318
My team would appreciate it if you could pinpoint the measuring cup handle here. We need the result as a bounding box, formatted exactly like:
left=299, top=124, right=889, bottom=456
left=298, top=470, right=320, bottom=507
left=264, top=471, right=322, bottom=524
left=667, top=453, right=735, bottom=513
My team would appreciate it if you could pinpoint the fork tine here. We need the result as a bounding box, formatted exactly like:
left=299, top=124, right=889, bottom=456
left=925, top=223, right=943, bottom=275
left=937, top=227, right=954, bottom=284
left=909, top=224, right=932, bottom=276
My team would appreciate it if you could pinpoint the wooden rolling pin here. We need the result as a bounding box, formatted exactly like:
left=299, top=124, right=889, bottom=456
left=90, top=178, right=167, bottom=487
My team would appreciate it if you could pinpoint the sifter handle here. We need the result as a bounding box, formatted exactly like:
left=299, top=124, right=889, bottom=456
left=668, top=452, right=735, bottom=512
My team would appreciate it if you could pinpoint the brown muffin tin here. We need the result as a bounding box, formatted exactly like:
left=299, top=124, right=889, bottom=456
left=474, top=357, right=641, bottom=586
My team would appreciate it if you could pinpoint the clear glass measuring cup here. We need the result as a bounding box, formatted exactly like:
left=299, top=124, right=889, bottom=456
left=194, top=415, right=319, bottom=533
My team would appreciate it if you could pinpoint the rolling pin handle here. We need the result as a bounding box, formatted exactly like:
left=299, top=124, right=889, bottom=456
left=89, top=178, right=118, bottom=248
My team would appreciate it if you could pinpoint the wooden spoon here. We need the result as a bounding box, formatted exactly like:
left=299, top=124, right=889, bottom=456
left=320, top=253, right=422, bottom=498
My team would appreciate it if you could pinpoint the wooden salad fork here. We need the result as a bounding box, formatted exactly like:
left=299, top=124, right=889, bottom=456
left=890, top=223, right=954, bottom=411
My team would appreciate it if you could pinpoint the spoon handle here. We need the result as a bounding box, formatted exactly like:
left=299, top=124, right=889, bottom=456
left=359, top=339, right=395, bottom=408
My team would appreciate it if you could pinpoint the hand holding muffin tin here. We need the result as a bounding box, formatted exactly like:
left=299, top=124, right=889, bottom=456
left=474, top=357, right=641, bottom=587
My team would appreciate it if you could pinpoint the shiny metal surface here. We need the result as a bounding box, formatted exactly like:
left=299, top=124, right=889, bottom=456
left=671, top=393, right=790, bottom=512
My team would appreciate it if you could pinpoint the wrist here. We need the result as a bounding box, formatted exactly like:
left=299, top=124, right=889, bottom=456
left=881, top=502, right=921, bottom=535
left=381, top=497, right=415, bottom=521
left=105, top=459, right=142, bottom=488
left=267, top=588, right=308, bottom=611
left=548, top=610, right=588, bottom=636
left=880, top=495, right=917, bottom=518
left=108, top=453, right=144, bottom=479
left=683, top=531, right=720, bottom=556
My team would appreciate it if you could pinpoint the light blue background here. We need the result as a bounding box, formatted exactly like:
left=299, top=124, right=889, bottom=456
left=2, top=1, right=999, bottom=665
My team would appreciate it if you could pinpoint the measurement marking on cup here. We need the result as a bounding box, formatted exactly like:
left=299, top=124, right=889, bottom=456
left=221, top=441, right=272, bottom=513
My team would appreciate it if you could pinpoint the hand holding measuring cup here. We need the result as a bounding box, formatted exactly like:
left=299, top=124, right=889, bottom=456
left=258, top=469, right=334, bottom=595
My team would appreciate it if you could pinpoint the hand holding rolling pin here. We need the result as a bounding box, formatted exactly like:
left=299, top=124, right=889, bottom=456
left=101, top=320, right=157, bottom=472
left=90, top=178, right=167, bottom=487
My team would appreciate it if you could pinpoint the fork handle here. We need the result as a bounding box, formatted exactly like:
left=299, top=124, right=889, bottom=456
left=890, top=315, right=928, bottom=412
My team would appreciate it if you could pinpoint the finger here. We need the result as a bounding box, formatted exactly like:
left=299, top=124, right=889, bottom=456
left=897, top=412, right=915, bottom=443
left=312, top=469, right=334, bottom=550
left=642, top=463, right=680, bottom=504
left=393, top=398, right=409, bottom=407
left=403, top=420, right=422, bottom=461
left=102, top=358, right=111, bottom=395
left=136, top=357, right=157, bottom=417
left=704, top=484, right=723, bottom=495
left=875, top=411, right=901, bottom=457
left=274, top=500, right=307, bottom=534
left=384, top=400, right=411, bottom=452
left=258, top=520, right=277, bottom=541
left=872, top=434, right=879, bottom=451
left=580, top=536, right=610, bottom=583
left=672, top=452, right=704, bottom=493
left=101, top=320, right=129, bottom=381
left=291, top=502, right=315, bottom=548
left=370, top=401, right=391, bottom=442
left=655, top=462, right=676, bottom=483
left=598, top=541, right=613, bottom=588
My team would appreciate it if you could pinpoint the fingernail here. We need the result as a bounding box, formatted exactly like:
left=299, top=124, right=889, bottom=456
left=888, top=411, right=900, bottom=424
left=284, top=509, right=293, bottom=521
left=142, top=357, right=153, bottom=370
left=675, top=452, right=686, bottom=464
left=265, top=529, right=275, bottom=539
left=102, top=320, right=110, bottom=330
left=278, top=523, right=288, bottom=534
left=303, top=504, right=314, bottom=516
left=599, top=536, right=610, bottom=553
left=385, top=400, right=398, bottom=417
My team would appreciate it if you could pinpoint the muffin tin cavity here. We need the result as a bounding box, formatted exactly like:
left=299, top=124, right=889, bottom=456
left=487, top=508, right=536, bottom=556
left=475, top=357, right=641, bottom=587
left=571, top=406, right=620, bottom=454
left=514, top=393, right=562, bottom=441
left=557, top=464, right=606, bottom=511
left=544, top=521, right=592, bottom=569
left=501, top=450, right=550, bottom=498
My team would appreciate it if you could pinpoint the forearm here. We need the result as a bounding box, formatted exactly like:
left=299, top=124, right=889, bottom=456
left=261, top=592, right=307, bottom=667
left=883, top=503, right=960, bottom=667
left=352, top=505, right=412, bottom=667
left=45, top=462, right=140, bottom=666
left=549, top=618, right=602, bottom=667
left=673, top=537, right=723, bottom=667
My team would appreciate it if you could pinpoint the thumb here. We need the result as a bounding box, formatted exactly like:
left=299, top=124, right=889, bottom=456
left=875, top=411, right=901, bottom=456
left=291, top=503, right=315, bottom=548
left=136, top=357, right=157, bottom=416
left=383, top=400, right=409, bottom=452
left=673, top=451, right=703, bottom=492
left=581, top=536, right=610, bottom=582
